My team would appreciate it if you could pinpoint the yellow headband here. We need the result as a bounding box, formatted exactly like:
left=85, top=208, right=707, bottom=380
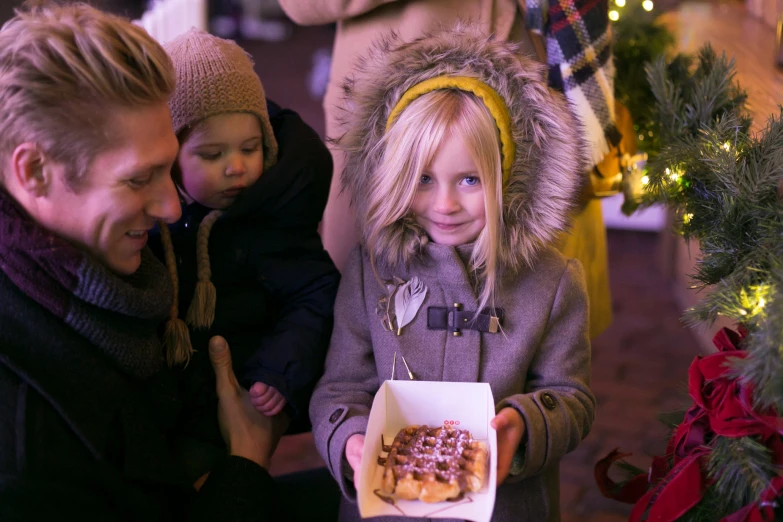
left=386, top=75, right=515, bottom=183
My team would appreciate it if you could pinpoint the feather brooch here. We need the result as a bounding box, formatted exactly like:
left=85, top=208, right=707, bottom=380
left=376, top=276, right=428, bottom=335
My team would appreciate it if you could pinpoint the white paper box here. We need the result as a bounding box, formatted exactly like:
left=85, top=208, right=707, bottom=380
left=358, top=380, right=498, bottom=521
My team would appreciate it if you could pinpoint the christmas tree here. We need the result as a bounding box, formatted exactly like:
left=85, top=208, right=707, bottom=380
left=596, top=45, right=783, bottom=521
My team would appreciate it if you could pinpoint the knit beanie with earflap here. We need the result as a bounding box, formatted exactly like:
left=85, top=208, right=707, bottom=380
left=159, top=29, right=279, bottom=367
left=165, top=28, right=278, bottom=167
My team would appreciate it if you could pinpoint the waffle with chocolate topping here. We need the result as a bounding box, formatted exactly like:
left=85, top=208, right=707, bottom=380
left=378, top=425, right=487, bottom=503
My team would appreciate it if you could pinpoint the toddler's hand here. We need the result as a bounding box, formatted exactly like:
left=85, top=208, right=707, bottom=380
left=345, top=433, right=365, bottom=491
left=248, top=381, right=287, bottom=416
left=491, top=407, right=526, bottom=485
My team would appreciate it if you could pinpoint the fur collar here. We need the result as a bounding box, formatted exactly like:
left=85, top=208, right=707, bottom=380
left=335, top=25, right=588, bottom=271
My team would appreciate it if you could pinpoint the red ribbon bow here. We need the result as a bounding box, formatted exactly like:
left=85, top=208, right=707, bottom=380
left=595, top=327, right=783, bottom=521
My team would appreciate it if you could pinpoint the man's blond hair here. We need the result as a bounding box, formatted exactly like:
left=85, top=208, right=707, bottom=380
left=0, top=1, right=175, bottom=187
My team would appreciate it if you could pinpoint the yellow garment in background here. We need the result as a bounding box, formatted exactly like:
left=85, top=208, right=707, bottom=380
left=558, top=199, right=612, bottom=339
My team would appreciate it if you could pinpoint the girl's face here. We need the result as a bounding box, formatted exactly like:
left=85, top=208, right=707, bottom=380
left=411, top=132, right=486, bottom=246
left=177, top=112, right=264, bottom=209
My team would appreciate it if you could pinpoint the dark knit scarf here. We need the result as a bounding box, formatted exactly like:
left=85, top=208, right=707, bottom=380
left=526, top=0, right=620, bottom=165
left=0, top=188, right=172, bottom=378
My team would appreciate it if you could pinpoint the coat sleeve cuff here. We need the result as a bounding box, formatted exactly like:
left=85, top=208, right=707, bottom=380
left=316, top=411, right=368, bottom=500
left=497, top=391, right=561, bottom=480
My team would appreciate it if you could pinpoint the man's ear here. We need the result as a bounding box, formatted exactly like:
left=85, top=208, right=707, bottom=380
left=10, top=143, right=51, bottom=197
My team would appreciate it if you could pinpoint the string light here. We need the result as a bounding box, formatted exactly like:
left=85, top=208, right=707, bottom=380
left=737, top=285, right=771, bottom=318
left=615, top=0, right=626, bottom=6
left=722, top=142, right=732, bottom=151
left=641, top=175, right=650, bottom=186
left=642, top=0, right=654, bottom=11
left=683, top=212, right=693, bottom=224
left=609, top=10, right=620, bottom=21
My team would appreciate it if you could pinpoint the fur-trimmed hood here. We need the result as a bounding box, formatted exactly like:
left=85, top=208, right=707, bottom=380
left=337, top=25, right=588, bottom=271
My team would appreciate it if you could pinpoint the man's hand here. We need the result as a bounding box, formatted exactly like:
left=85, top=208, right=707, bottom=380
left=491, top=407, right=526, bottom=485
left=249, top=382, right=287, bottom=416
left=345, top=433, right=365, bottom=491
left=209, top=335, right=274, bottom=469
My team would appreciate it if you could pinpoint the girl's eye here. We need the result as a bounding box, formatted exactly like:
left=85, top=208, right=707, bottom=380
left=197, top=152, right=221, bottom=161
left=242, top=144, right=261, bottom=155
left=420, top=174, right=432, bottom=184
left=462, top=176, right=480, bottom=186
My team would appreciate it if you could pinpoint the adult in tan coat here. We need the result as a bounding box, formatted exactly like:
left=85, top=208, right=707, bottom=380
left=279, top=0, right=613, bottom=339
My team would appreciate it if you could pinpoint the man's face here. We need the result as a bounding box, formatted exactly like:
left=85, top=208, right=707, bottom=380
left=38, top=103, right=181, bottom=275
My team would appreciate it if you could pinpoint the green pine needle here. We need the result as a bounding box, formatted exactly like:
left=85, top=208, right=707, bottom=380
left=707, top=436, right=777, bottom=512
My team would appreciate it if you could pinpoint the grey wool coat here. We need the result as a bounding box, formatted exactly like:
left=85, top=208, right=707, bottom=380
left=309, top=27, right=595, bottom=522
left=310, top=244, right=594, bottom=522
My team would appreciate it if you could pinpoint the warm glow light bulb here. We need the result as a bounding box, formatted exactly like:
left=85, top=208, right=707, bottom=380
left=616, top=0, right=626, bottom=6
left=642, top=0, right=654, bottom=11
left=722, top=142, right=731, bottom=151
left=641, top=175, right=650, bottom=186
left=609, top=10, right=620, bottom=21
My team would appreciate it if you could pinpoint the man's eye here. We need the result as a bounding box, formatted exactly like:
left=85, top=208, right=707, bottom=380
left=128, top=176, right=151, bottom=188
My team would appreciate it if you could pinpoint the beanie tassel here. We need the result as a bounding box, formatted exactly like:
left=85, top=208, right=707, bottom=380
left=186, top=209, right=223, bottom=330
left=187, top=280, right=217, bottom=329
left=165, top=315, right=193, bottom=367
left=159, top=221, right=194, bottom=367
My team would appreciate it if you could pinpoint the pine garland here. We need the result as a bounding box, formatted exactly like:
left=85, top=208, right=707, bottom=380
left=597, top=42, right=783, bottom=521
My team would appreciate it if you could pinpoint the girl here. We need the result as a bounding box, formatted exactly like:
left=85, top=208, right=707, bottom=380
left=148, top=30, right=340, bottom=478
left=310, top=26, right=595, bottom=521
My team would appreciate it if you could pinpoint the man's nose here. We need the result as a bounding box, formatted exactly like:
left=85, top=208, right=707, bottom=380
left=150, top=174, right=182, bottom=224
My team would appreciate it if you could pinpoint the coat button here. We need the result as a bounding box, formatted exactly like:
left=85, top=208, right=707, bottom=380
left=541, top=393, right=557, bottom=410
left=329, top=408, right=344, bottom=424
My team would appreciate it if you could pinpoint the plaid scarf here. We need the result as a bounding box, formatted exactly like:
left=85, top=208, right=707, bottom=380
left=526, top=0, right=619, bottom=165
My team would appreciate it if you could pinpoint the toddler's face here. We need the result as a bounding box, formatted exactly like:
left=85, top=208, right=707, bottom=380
left=411, top=132, right=486, bottom=246
left=177, top=112, right=264, bottom=209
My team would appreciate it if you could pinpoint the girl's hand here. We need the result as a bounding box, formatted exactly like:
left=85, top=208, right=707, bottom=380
left=491, top=407, right=526, bottom=485
left=345, top=433, right=365, bottom=491
left=249, top=381, right=287, bottom=416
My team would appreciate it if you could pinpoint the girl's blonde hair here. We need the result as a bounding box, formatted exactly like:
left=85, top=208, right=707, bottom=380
left=0, top=1, right=174, bottom=189
left=365, top=89, right=504, bottom=311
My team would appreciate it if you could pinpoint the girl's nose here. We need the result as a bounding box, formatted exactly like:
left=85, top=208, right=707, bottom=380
left=433, top=188, right=460, bottom=214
